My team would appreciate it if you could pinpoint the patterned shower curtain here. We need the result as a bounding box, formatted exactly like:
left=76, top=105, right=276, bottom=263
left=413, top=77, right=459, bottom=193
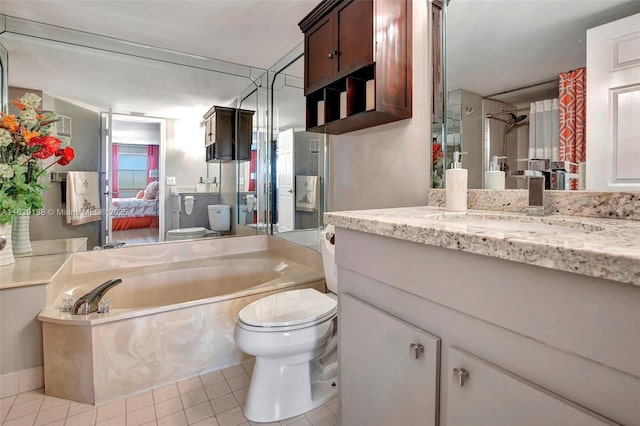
left=559, top=68, right=586, bottom=189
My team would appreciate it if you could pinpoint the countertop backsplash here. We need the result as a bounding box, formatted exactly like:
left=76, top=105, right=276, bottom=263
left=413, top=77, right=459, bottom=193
left=428, top=189, right=640, bottom=221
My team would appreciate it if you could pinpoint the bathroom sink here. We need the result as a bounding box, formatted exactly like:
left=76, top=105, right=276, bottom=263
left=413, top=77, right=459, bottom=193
left=427, top=212, right=606, bottom=234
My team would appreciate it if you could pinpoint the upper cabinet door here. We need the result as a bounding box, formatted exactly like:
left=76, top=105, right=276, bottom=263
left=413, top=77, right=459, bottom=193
left=305, top=14, right=335, bottom=94
left=586, top=13, right=640, bottom=191
left=446, top=347, right=619, bottom=426
left=334, top=0, right=374, bottom=78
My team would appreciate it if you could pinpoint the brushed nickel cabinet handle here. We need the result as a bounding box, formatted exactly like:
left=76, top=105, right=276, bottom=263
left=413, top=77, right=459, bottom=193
left=409, top=343, right=424, bottom=359
left=453, top=367, right=470, bottom=387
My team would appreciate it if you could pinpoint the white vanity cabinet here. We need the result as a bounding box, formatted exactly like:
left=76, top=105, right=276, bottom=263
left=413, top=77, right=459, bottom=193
left=334, top=227, right=640, bottom=426
left=340, top=294, right=440, bottom=426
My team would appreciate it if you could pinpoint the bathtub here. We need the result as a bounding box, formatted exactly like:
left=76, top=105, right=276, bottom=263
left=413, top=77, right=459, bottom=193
left=38, top=248, right=325, bottom=404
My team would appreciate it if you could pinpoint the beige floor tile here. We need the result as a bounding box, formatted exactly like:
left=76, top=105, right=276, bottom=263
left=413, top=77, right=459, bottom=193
left=126, top=391, right=154, bottom=413
left=221, top=366, right=245, bottom=381
left=40, top=396, right=70, bottom=412
left=96, top=399, right=125, bottom=423
left=95, top=414, right=126, bottom=426
left=63, top=407, right=97, bottom=426
left=226, top=375, right=250, bottom=393
left=210, top=394, right=237, bottom=415
left=184, top=401, right=214, bottom=425
left=240, top=360, right=255, bottom=377
left=1, top=406, right=10, bottom=423
left=231, top=388, right=248, bottom=406
left=152, top=384, right=179, bottom=404
left=305, top=406, right=337, bottom=426
left=325, top=399, right=339, bottom=417
left=177, top=377, right=202, bottom=395
left=125, top=405, right=155, bottom=426
left=190, top=416, right=219, bottom=426
left=204, top=382, right=231, bottom=401
left=248, top=421, right=279, bottom=426
left=13, top=389, right=44, bottom=406
left=284, top=417, right=311, bottom=426
left=0, top=395, right=16, bottom=409
left=2, top=412, right=38, bottom=426
left=42, top=419, right=66, bottom=426
left=154, top=396, right=183, bottom=419
left=6, top=398, right=42, bottom=421
left=140, top=420, right=157, bottom=426
left=199, top=371, right=225, bottom=388
left=156, top=410, right=187, bottom=426
left=67, top=401, right=94, bottom=417
left=215, top=406, right=246, bottom=426
left=180, top=389, right=208, bottom=410
left=34, top=403, right=69, bottom=426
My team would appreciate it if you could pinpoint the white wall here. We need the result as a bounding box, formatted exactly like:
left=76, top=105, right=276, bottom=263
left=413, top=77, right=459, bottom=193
left=327, top=1, right=430, bottom=212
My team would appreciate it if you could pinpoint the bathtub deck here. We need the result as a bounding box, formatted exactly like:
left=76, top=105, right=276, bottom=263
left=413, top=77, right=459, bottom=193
left=0, top=359, right=341, bottom=426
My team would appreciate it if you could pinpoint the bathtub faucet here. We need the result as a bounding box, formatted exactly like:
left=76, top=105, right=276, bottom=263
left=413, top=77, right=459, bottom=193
left=71, top=278, right=123, bottom=315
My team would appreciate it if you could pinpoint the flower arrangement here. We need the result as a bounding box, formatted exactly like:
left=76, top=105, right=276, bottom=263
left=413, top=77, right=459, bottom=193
left=0, top=93, right=75, bottom=224
left=432, top=141, right=444, bottom=188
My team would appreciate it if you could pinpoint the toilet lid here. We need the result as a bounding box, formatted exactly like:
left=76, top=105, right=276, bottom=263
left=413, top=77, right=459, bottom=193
left=169, top=227, right=207, bottom=235
left=238, top=288, right=337, bottom=328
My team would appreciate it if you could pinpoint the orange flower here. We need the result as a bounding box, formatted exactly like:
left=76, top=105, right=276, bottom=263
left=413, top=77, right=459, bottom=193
left=1, top=114, right=18, bottom=132
left=11, top=100, right=25, bottom=110
left=22, top=130, right=40, bottom=142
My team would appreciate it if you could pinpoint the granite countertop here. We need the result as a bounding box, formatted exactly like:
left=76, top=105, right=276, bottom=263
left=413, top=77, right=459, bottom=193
left=325, top=206, right=640, bottom=286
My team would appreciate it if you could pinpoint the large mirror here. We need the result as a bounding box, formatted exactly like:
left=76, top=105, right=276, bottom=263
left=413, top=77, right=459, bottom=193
left=437, top=0, right=640, bottom=190
left=0, top=9, right=326, bottom=253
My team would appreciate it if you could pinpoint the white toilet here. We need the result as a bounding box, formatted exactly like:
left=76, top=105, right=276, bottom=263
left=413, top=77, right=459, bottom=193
left=234, top=225, right=338, bottom=423
left=166, top=204, right=230, bottom=241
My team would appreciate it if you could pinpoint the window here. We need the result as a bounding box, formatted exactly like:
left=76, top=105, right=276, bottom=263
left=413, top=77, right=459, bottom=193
left=117, top=144, right=148, bottom=190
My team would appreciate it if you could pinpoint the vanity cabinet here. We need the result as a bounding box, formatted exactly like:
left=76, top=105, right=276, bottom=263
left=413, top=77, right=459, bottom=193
left=340, top=294, right=439, bottom=426
left=334, top=227, right=638, bottom=426
left=299, top=0, right=412, bottom=134
left=204, top=106, right=254, bottom=162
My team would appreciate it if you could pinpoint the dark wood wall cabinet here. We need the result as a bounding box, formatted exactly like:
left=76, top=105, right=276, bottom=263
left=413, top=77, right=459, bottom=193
left=299, top=0, right=412, bottom=135
left=204, top=106, right=255, bottom=162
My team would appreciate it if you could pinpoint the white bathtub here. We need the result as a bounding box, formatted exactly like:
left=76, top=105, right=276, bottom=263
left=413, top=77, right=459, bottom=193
left=39, top=249, right=325, bottom=404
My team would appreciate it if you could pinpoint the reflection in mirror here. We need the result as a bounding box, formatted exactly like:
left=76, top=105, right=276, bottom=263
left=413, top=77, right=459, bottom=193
left=443, top=0, right=640, bottom=190
left=269, top=45, right=326, bottom=251
left=0, top=16, right=267, bottom=251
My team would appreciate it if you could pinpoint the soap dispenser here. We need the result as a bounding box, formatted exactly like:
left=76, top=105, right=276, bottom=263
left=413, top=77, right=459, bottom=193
left=196, top=176, right=206, bottom=193
left=445, top=151, right=468, bottom=212
left=485, top=155, right=507, bottom=189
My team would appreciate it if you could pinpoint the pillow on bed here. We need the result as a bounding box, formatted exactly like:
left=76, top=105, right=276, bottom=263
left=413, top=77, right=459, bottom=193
left=143, top=181, right=160, bottom=200
left=136, top=190, right=144, bottom=199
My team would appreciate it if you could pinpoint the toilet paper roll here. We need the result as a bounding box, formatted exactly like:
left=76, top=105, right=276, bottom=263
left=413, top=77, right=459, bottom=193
left=184, top=195, right=194, bottom=215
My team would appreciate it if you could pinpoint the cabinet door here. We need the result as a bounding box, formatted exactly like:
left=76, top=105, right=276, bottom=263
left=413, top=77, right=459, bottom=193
left=305, top=13, right=335, bottom=94
left=334, top=0, right=373, bottom=78
left=340, top=294, right=439, bottom=426
left=446, top=347, right=619, bottom=426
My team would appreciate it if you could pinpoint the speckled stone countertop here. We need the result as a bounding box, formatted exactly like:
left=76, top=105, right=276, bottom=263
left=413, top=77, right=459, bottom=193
left=325, top=206, right=640, bottom=286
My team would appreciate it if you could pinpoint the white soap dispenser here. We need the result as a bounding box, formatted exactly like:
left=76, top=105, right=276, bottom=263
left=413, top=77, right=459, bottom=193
left=445, top=151, right=468, bottom=212
left=485, top=155, right=507, bottom=189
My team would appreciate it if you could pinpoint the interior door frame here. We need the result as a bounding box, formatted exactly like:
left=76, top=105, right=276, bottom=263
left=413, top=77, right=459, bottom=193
left=99, top=110, right=113, bottom=245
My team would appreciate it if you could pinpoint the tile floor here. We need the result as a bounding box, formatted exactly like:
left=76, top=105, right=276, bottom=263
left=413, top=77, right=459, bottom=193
left=0, top=359, right=340, bottom=426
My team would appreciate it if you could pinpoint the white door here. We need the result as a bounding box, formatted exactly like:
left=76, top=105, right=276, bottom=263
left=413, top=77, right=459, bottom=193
left=587, top=13, right=640, bottom=191
left=99, top=111, right=113, bottom=245
left=276, top=129, right=295, bottom=232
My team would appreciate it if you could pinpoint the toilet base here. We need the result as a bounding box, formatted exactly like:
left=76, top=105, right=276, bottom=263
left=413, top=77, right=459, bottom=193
left=243, top=347, right=338, bottom=423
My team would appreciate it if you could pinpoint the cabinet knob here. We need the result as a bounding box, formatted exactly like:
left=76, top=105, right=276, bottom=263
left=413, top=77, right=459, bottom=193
left=453, top=367, right=470, bottom=387
left=409, top=343, right=424, bottom=359
left=328, top=52, right=333, bottom=59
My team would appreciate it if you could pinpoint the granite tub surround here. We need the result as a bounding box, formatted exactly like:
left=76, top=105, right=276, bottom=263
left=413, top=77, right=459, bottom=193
left=324, top=206, right=640, bottom=285
left=428, top=189, right=640, bottom=221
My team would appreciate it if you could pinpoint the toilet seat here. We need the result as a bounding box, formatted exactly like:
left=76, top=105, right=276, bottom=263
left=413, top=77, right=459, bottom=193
left=238, top=289, right=337, bottom=332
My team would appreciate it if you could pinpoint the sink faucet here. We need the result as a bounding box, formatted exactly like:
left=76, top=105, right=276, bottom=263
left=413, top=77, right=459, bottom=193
left=71, top=278, right=122, bottom=315
left=526, top=175, right=545, bottom=216
left=94, top=241, right=125, bottom=250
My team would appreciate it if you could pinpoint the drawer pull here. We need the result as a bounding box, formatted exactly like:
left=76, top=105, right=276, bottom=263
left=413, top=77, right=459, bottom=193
left=453, top=367, right=470, bottom=387
left=409, top=343, right=424, bottom=359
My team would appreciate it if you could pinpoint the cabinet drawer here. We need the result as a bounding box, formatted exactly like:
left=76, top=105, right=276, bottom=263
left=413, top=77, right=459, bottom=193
left=340, top=294, right=439, bottom=426
left=446, top=346, right=619, bottom=426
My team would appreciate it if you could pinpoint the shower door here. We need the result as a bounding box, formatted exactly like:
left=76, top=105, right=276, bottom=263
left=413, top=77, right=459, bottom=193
left=99, top=110, right=114, bottom=245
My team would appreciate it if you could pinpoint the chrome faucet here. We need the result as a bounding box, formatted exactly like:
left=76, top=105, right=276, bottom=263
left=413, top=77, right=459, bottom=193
left=526, top=175, right=545, bottom=216
left=94, top=241, right=125, bottom=250
left=71, top=278, right=122, bottom=315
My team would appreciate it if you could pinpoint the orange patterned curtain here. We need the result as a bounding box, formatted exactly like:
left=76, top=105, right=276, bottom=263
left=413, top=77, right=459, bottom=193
left=558, top=68, right=586, bottom=189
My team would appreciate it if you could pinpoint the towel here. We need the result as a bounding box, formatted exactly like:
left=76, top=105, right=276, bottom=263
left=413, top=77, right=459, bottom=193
left=66, top=171, right=101, bottom=225
left=296, top=175, right=319, bottom=212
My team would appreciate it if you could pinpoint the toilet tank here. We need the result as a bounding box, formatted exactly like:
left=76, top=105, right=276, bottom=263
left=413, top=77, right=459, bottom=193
left=207, top=204, right=231, bottom=231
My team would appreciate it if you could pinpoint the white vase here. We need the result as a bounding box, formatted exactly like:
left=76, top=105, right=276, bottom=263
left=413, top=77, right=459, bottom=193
left=12, top=214, right=32, bottom=255
left=0, top=222, right=15, bottom=267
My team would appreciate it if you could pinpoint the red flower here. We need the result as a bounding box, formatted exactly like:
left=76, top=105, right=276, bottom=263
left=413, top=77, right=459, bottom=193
left=432, top=143, right=442, bottom=162
left=55, top=146, right=75, bottom=166
left=30, top=136, right=62, bottom=160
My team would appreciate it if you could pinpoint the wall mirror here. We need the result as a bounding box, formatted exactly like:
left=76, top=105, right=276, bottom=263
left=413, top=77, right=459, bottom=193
left=0, top=16, right=324, bottom=253
left=435, top=0, right=640, bottom=190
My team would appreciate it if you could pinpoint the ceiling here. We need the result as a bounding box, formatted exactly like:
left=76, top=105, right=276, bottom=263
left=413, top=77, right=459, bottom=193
left=447, top=0, right=640, bottom=104
left=0, top=0, right=315, bottom=118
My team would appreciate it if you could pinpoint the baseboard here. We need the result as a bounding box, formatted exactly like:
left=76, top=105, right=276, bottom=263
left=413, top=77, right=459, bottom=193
left=0, top=366, right=44, bottom=398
